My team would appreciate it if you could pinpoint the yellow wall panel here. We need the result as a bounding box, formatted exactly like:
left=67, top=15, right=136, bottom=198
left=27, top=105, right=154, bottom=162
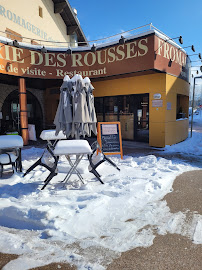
left=165, top=119, right=189, bottom=145
left=92, top=73, right=189, bottom=148
left=165, top=92, right=177, bottom=122
left=165, top=74, right=189, bottom=145
left=149, top=92, right=166, bottom=123
left=93, top=73, right=166, bottom=97
left=166, top=75, right=189, bottom=96
left=149, top=122, right=165, bottom=147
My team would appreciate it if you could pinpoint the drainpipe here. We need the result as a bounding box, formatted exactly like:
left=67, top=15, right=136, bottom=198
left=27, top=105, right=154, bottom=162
left=18, top=78, right=29, bottom=145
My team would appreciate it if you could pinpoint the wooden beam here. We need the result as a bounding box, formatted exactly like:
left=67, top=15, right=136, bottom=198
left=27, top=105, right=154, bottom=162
left=67, top=25, right=78, bottom=35
left=18, top=78, right=29, bottom=145
left=54, top=2, right=66, bottom=14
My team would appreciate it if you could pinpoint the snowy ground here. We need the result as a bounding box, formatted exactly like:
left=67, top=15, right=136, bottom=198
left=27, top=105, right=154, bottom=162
left=0, top=114, right=201, bottom=270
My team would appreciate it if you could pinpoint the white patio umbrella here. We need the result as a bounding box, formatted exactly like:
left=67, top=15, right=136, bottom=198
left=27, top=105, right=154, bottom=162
left=54, top=74, right=97, bottom=139
left=84, top=77, right=97, bottom=136
left=54, top=75, right=73, bottom=137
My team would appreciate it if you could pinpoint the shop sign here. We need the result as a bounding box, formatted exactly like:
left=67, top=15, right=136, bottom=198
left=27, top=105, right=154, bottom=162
left=0, top=33, right=189, bottom=81
left=152, top=99, right=163, bottom=107
left=154, top=35, right=189, bottom=82
left=0, top=35, right=153, bottom=80
left=153, top=93, right=161, bottom=99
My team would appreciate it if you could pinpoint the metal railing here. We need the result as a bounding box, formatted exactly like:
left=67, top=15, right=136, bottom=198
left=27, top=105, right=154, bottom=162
left=0, top=23, right=169, bottom=49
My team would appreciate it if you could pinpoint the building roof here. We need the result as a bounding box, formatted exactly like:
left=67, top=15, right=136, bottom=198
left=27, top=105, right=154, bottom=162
left=52, top=0, right=88, bottom=46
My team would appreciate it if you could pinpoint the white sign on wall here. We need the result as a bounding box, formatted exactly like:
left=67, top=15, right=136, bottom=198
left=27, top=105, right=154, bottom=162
left=153, top=93, right=162, bottom=99
left=152, top=100, right=163, bottom=107
left=167, top=102, right=171, bottom=110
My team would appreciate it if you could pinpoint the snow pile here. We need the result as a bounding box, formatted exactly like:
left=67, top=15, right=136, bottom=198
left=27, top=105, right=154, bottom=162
left=0, top=113, right=201, bottom=269
left=164, top=113, right=202, bottom=156
left=0, top=148, right=201, bottom=269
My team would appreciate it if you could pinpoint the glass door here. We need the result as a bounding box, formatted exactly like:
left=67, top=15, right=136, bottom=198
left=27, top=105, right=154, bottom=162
left=135, top=94, right=149, bottom=142
left=118, top=96, right=134, bottom=140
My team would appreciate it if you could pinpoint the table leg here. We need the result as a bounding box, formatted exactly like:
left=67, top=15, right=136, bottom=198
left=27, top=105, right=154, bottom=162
left=63, top=154, right=84, bottom=186
left=16, top=148, right=22, bottom=172
left=64, top=155, right=84, bottom=183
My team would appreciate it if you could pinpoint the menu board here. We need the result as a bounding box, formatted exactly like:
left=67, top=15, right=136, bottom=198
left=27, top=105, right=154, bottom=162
left=97, top=122, right=123, bottom=159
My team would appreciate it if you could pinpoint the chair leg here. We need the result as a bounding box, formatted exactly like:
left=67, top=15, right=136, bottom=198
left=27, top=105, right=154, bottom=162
left=41, top=157, right=59, bottom=189
left=41, top=171, right=58, bottom=190
left=105, top=156, right=120, bottom=171
left=12, top=163, right=16, bottom=174
left=89, top=168, right=104, bottom=184
left=23, top=158, right=42, bottom=177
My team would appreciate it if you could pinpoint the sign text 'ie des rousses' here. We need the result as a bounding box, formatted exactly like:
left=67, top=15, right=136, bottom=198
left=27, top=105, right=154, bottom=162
left=0, top=33, right=189, bottom=80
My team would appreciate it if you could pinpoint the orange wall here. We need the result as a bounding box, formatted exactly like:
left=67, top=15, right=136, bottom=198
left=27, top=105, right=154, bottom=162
left=93, top=73, right=190, bottom=147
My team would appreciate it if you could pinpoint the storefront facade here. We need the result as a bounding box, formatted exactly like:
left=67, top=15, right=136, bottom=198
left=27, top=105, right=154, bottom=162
left=44, top=31, right=190, bottom=147
left=0, top=1, right=190, bottom=147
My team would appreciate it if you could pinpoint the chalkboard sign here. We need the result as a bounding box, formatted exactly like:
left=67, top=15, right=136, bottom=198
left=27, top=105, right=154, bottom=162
left=97, top=122, right=123, bottom=159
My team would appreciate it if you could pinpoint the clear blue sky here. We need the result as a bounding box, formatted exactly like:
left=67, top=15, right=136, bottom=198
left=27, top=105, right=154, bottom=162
left=69, top=0, right=202, bottom=66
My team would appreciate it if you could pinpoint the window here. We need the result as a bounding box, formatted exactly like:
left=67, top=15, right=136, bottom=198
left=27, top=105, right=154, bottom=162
left=6, top=28, right=22, bottom=42
left=39, top=6, right=43, bottom=18
left=176, top=94, right=189, bottom=119
left=70, top=33, right=78, bottom=47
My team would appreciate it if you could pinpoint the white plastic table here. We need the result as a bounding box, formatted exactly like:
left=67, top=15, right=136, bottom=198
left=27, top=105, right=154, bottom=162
left=40, top=129, right=66, bottom=145
left=41, top=139, right=92, bottom=189
left=0, top=135, right=24, bottom=173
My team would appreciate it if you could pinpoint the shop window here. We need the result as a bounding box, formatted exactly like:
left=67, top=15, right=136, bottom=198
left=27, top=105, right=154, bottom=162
left=70, top=33, right=78, bottom=47
left=118, top=95, right=134, bottom=114
left=39, top=6, right=43, bottom=18
left=104, top=96, right=118, bottom=122
left=95, top=97, right=104, bottom=122
left=6, top=28, right=22, bottom=42
left=176, top=94, right=189, bottom=119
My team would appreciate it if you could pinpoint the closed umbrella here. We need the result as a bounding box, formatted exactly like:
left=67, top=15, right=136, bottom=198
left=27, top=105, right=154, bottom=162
left=54, top=74, right=97, bottom=139
left=84, top=77, right=97, bottom=136
left=54, top=75, right=73, bottom=137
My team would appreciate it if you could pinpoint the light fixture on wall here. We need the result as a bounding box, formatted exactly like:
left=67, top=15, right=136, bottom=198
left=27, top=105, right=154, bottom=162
left=66, top=47, right=72, bottom=54
left=41, top=46, right=47, bottom=53
left=182, top=45, right=195, bottom=52
left=191, top=70, right=199, bottom=76
left=13, top=40, right=20, bottom=48
left=178, top=36, right=183, bottom=44
left=191, top=66, right=202, bottom=77
left=91, top=43, right=96, bottom=52
left=169, top=44, right=196, bottom=66
left=154, top=35, right=183, bottom=54
left=119, top=35, right=126, bottom=45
